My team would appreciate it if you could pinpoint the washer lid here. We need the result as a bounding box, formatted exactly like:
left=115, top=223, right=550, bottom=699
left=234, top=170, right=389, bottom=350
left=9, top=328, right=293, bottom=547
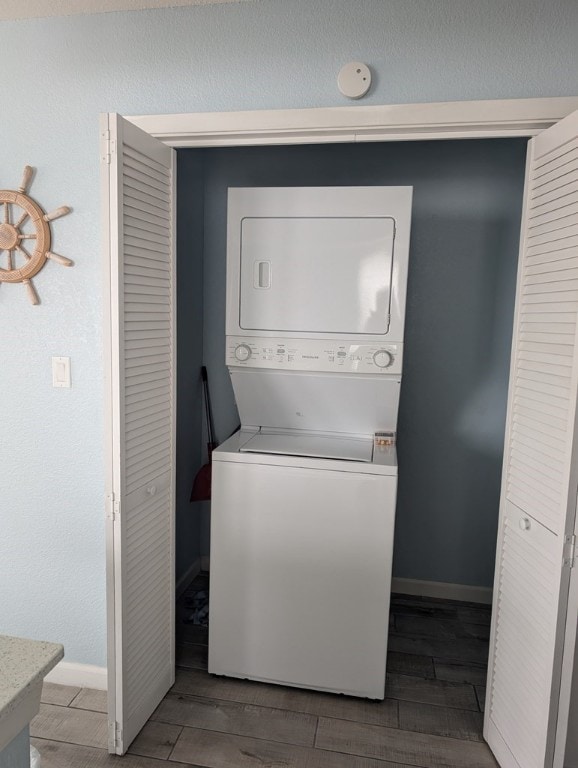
left=240, top=431, right=374, bottom=462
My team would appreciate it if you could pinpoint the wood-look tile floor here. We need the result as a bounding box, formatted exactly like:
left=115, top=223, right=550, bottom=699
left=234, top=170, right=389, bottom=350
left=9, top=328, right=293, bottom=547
left=32, top=574, right=498, bottom=767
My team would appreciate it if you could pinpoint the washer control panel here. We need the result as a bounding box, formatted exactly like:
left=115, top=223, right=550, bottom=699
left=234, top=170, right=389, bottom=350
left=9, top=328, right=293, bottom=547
left=226, top=336, right=402, bottom=374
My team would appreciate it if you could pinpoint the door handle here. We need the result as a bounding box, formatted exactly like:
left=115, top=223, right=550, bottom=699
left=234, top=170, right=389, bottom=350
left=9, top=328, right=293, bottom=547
left=254, top=261, right=271, bottom=289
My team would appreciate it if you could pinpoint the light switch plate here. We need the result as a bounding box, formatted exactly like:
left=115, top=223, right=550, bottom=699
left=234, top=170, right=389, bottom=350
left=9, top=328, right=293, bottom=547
left=52, top=356, right=71, bottom=388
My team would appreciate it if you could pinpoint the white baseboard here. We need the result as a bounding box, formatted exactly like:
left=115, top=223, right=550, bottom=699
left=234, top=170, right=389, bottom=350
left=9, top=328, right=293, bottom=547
left=44, top=661, right=107, bottom=691
left=46, top=559, right=203, bottom=695
left=200, top=555, right=210, bottom=572
left=176, top=557, right=202, bottom=599
left=391, top=577, right=493, bottom=605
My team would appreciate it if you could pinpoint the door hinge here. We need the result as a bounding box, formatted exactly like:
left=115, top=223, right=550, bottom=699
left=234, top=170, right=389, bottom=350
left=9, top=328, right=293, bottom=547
left=563, top=534, right=576, bottom=568
left=100, top=130, right=115, bottom=165
left=108, top=720, right=122, bottom=750
left=106, top=492, right=120, bottom=521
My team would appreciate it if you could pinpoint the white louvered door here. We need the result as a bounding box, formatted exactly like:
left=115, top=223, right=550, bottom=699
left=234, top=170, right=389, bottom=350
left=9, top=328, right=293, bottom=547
left=485, top=110, right=578, bottom=768
left=102, top=113, right=176, bottom=755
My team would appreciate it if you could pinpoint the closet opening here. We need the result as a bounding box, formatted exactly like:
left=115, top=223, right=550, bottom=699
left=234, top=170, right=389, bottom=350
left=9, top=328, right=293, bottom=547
left=173, top=136, right=527, bottom=713
left=103, top=103, right=578, bottom=764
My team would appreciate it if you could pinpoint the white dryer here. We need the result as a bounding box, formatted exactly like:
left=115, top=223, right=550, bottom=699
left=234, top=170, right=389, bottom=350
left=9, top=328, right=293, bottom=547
left=209, top=186, right=412, bottom=700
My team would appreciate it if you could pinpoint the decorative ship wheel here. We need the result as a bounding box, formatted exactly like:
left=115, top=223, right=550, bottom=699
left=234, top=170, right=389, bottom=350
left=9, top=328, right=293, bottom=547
left=0, top=166, right=72, bottom=304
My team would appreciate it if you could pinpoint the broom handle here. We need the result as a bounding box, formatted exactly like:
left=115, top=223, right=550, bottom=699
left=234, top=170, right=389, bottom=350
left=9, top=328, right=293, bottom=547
left=201, top=366, right=216, bottom=446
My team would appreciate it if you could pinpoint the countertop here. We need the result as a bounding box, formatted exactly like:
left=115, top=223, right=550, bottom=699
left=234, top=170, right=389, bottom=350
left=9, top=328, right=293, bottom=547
left=0, top=635, right=63, bottom=748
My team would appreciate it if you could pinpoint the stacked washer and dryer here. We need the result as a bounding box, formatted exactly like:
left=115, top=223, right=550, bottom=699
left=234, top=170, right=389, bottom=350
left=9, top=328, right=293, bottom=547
left=208, top=186, right=412, bottom=700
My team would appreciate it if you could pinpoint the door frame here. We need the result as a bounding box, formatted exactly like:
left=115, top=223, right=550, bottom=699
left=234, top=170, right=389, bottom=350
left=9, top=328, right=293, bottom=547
left=104, top=94, right=578, bottom=761
left=126, top=96, right=578, bottom=147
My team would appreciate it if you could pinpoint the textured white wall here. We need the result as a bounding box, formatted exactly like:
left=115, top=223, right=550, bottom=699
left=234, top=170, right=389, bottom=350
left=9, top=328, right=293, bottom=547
left=0, top=0, right=577, bottom=667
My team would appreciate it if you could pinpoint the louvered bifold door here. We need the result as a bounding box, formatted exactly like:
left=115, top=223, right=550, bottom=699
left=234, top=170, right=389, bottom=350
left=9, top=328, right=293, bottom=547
left=102, top=113, right=176, bottom=755
left=485, top=110, right=578, bottom=768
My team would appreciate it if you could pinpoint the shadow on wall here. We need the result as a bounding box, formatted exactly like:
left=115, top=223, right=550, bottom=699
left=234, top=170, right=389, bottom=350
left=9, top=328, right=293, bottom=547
left=395, top=214, right=519, bottom=588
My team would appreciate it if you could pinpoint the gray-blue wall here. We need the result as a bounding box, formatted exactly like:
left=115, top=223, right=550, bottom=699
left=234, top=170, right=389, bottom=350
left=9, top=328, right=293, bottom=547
left=0, top=728, right=29, bottom=768
left=175, top=151, right=205, bottom=581
left=180, top=137, right=527, bottom=588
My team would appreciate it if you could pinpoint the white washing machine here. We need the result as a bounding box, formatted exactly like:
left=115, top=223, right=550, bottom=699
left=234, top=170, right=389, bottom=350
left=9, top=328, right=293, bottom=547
left=209, top=186, right=412, bottom=700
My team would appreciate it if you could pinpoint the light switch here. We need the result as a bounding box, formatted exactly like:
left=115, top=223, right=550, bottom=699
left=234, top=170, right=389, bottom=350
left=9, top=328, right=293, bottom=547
left=52, top=356, right=71, bottom=388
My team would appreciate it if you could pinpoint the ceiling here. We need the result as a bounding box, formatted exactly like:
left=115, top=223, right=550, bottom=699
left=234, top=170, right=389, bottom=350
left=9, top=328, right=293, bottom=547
left=0, top=0, right=252, bottom=21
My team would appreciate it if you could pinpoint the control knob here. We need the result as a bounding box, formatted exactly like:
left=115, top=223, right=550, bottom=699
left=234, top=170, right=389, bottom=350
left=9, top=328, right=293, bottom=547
left=234, top=344, right=252, bottom=362
left=373, top=349, right=394, bottom=369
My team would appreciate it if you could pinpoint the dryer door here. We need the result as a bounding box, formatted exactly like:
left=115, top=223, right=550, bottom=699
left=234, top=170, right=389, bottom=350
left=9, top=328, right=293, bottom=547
left=239, top=216, right=395, bottom=335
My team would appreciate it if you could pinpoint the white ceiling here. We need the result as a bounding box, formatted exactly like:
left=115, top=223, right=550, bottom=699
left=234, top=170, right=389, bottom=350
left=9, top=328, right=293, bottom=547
left=0, top=0, right=252, bottom=21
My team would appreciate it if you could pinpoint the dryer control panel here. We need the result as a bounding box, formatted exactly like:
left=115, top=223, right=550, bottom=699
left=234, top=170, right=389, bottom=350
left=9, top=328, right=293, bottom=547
left=226, top=336, right=403, bottom=374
